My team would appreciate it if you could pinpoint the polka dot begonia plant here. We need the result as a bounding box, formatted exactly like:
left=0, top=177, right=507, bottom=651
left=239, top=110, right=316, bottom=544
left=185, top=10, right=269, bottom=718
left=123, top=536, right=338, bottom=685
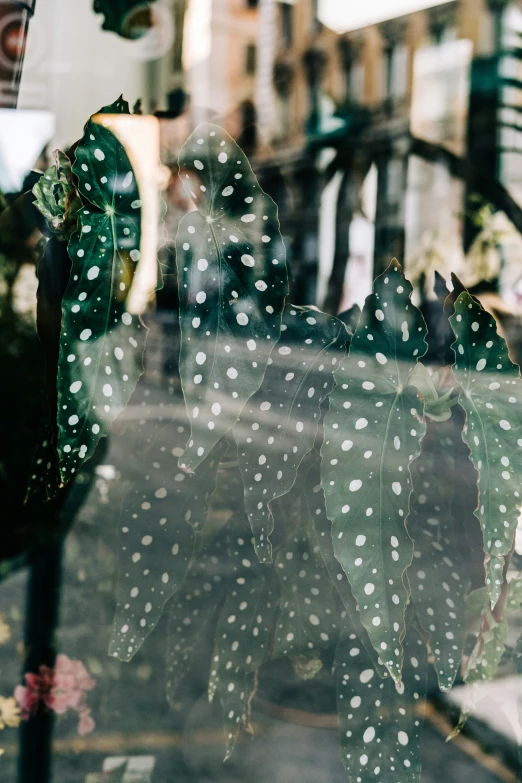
left=29, top=101, right=522, bottom=783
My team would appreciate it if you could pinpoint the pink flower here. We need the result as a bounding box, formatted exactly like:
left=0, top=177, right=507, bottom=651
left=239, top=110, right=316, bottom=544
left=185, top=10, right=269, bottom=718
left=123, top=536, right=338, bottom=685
left=14, top=683, right=40, bottom=720
left=55, top=655, right=95, bottom=692
left=14, top=655, right=96, bottom=735
left=77, top=709, right=95, bottom=736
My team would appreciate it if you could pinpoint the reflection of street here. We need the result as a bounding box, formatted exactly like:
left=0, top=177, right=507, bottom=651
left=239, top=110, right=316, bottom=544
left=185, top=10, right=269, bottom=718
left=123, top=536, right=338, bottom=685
left=0, top=313, right=514, bottom=782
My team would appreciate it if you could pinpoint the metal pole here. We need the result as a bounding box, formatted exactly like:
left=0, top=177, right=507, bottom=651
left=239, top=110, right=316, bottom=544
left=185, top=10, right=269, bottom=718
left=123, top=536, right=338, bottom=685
left=18, top=540, right=63, bottom=783
left=0, top=0, right=36, bottom=109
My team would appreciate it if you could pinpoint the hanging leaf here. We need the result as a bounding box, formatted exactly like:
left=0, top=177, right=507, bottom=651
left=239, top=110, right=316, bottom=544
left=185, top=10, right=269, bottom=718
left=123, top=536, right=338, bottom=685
left=165, top=530, right=229, bottom=706
left=306, top=458, right=387, bottom=678
left=506, top=572, right=522, bottom=613
left=109, top=491, right=194, bottom=663
left=465, top=586, right=490, bottom=616
left=24, top=433, right=60, bottom=504
left=234, top=305, right=347, bottom=563
left=57, top=108, right=146, bottom=484
left=321, top=259, right=428, bottom=682
left=167, top=463, right=267, bottom=713
left=449, top=292, right=522, bottom=606
left=32, top=150, right=82, bottom=241
left=109, top=409, right=223, bottom=661
left=273, top=488, right=339, bottom=675
left=463, top=605, right=508, bottom=685
left=208, top=646, right=220, bottom=705
left=176, top=123, right=289, bottom=474
left=336, top=628, right=427, bottom=783
left=407, top=418, right=470, bottom=692
left=212, top=532, right=278, bottom=759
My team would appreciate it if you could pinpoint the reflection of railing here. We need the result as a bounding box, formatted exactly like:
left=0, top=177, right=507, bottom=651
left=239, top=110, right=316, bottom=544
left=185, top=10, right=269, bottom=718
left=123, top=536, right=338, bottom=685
left=497, top=21, right=522, bottom=193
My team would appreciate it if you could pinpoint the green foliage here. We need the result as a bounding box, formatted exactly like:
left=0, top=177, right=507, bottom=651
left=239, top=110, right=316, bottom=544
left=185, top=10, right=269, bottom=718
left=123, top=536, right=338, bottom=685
left=24, top=434, right=60, bottom=504
left=234, top=305, right=347, bottom=562
left=212, top=526, right=278, bottom=758
left=506, top=572, right=522, bottom=613
left=469, top=573, right=522, bottom=617
left=165, top=525, right=228, bottom=706
left=408, top=363, right=458, bottom=422
left=57, top=103, right=146, bottom=484
left=272, top=486, right=339, bottom=673
left=464, top=605, right=508, bottom=685
left=108, top=428, right=226, bottom=662
left=449, top=292, right=522, bottom=606
left=307, top=457, right=387, bottom=678
left=32, top=150, right=82, bottom=241
left=336, top=628, right=427, bottom=783
left=29, top=107, right=522, bottom=783
left=407, top=418, right=470, bottom=692
left=321, top=260, right=428, bottom=683
left=175, top=124, right=289, bottom=475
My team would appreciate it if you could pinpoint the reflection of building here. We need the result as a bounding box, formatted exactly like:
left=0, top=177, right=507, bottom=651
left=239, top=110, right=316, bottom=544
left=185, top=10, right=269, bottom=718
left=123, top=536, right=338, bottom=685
left=186, top=0, right=259, bottom=153
left=252, top=0, right=522, bottom=311
left=18, top=0, right=179, bottom=149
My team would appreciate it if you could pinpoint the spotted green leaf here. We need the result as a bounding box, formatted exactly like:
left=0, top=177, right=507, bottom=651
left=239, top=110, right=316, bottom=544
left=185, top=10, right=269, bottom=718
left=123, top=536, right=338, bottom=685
left=32, top=150, right=82, bottom=241
left=109, top=486, right=194, bottom=663
left=465, top=586, right=489, bottom=616
left=176, top=124, right=289, bottom=473
left=464, top=605, right=508, bottom=685
left=336, top=628, right=427, bottom=783
left=450, top=292, right=522, bottom=606
left=212, top=532, right=277, bottom=759
left=273, top=489, right=339, bottom=674
left=57, top=111, right=145, bottom=483
left=321, top=260, right=428, bottom=682
left=470, top=570, right=522, bottom=617
left=25, top=432, right=60, bottom=504
left=307, top=459, right=387, bottom=678
left=407, top=419, right=469, bottom=692
left=506, top=572, right=522, bottom=613
left=234, top=305, right=347, bottom=563
left=166, top=531, right=229, bottom=706
left=109, top=415, right=224, bottom=662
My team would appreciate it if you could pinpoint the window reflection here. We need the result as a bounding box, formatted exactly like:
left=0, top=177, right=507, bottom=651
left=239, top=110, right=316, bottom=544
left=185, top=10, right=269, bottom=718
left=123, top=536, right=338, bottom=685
left=3, top=2, right=522, bottom=783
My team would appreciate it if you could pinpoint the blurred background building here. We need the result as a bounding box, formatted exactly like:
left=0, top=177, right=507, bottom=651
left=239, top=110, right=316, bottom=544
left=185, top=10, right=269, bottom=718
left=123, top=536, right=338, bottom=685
left=7, top=0, right=522, bottom=317
left=250, top=0, right=522, bottom=314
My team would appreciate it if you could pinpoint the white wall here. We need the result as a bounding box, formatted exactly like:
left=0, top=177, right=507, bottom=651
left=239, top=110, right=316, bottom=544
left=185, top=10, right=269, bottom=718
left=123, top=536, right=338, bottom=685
left=18, top=0, right=149, bottom=150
